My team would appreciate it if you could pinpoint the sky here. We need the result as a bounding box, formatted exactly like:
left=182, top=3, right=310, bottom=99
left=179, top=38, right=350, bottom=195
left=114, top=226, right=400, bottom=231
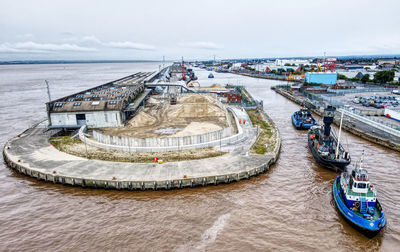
left=1, top=0, right=399, bottom=61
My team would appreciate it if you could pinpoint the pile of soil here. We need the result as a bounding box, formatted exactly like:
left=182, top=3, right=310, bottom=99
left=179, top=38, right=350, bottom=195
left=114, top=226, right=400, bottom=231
left=101, top=94, right=229, bottom=138
left=127, top=111, right=157, bottom=127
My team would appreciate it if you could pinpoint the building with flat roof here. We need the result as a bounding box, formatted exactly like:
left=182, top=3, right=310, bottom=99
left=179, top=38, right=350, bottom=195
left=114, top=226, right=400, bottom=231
left=275, top=59, right=311, bottom=66
left=47, top=72, right=151, bottom=128
left=305, top=72, right=338, bottom=85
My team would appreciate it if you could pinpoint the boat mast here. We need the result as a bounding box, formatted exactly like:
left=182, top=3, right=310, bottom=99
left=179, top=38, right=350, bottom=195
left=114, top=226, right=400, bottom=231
left=359, top=150, right=365, bottom=170
left=335, top=110, right=344, bottom=159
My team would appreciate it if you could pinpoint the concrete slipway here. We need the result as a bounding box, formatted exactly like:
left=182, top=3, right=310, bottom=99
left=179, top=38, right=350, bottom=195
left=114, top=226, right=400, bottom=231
left=3, top=109, right=281, bottom=190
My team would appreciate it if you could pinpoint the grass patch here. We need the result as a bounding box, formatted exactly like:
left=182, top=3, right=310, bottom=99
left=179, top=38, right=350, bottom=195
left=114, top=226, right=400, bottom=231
left=49, top=136, right=81, bottom=151
left=247, top=109, right=274, bottom=154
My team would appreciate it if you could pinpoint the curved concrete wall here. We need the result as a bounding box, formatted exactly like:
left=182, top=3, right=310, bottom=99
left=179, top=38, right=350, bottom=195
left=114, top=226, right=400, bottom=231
left=80, top=107, right=244, bottom=152
left=92, top=126, right=232, bottom=148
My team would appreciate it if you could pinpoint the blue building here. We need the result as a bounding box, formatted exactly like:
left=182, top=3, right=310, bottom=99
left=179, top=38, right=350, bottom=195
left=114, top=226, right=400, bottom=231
left=305, top=72, right=337, bottom=85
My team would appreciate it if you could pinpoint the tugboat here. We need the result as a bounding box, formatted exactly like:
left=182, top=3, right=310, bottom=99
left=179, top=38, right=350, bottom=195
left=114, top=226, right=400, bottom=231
left=208, top=73, right=214, bottom=78
left=333, top=157, right=386, bottom=237
left=308, top=106, right=350, bottom=172
left=291, top=107, right=318, bottom=130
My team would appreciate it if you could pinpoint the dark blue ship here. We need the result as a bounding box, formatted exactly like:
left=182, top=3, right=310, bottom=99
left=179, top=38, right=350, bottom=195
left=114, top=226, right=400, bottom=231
left=291, top=107, right=318, bottom=130
left=308, top=106, right=351, bottom=172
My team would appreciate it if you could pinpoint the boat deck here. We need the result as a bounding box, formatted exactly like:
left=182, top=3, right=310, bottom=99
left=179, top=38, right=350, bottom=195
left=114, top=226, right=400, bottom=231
left=336, top=180, right=381, bottom=219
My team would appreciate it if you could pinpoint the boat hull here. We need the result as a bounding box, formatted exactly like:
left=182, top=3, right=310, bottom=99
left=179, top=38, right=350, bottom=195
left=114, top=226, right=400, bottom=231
left=332, top=176, right=386, bottom=237
left=307, top=136, right=350, bottom=172
left=291, top=114, right=317, bottom=130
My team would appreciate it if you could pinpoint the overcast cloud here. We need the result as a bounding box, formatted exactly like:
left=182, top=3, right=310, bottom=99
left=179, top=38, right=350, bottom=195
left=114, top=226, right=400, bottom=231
left=0, top=0, right=399, bottom=61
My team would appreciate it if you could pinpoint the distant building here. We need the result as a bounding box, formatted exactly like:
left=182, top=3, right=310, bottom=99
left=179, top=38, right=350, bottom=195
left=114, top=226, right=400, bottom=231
left=377, top=59, right=398, bottom=66
left=275, top=59, right=311, bottom=66
left=305, top=72, right=338, bottom=85
left=227, top=90, right=242, bottom=103
left=47, top=73, right=149, bottom=128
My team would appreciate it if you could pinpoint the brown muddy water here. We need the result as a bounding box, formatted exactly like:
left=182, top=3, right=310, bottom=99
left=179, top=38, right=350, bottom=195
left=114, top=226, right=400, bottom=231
left=0, top=63, right=399, bottom=251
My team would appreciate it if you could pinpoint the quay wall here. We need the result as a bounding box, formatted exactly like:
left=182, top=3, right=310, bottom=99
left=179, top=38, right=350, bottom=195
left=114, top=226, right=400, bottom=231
left=3, top=108, right=282, bottom=190
left=274, top=87, right=400, bottom=152
left=233, top=72, right=303, bottom=83
left=3, top=149, right=275, bottom=190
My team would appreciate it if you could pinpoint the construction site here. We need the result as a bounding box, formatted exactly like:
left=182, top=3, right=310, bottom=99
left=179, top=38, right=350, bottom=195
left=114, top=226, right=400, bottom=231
left=101, top=93, right=230, bottom=139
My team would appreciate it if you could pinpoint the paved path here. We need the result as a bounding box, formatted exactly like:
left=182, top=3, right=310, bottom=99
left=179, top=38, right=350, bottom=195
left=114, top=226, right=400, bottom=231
left=4, top=110, right=279, bottom=190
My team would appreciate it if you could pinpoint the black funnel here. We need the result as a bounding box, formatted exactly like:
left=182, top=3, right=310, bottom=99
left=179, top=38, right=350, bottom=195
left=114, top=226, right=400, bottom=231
left=323, top=106, right=336, bottom=137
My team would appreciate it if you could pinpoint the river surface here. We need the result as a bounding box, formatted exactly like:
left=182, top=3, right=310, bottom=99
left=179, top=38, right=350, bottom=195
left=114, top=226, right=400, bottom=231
left=0, top=63, right=399, bottom=251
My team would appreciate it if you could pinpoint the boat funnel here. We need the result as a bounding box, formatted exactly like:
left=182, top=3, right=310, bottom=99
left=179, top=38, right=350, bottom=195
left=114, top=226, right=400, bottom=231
left=323, top=106, right=336, bottom=137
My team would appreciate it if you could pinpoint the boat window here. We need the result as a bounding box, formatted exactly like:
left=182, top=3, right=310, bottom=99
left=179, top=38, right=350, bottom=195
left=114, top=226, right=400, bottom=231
left=73, top=102, right=82, bottom=106
left=358, top=183, right=366, bottom=189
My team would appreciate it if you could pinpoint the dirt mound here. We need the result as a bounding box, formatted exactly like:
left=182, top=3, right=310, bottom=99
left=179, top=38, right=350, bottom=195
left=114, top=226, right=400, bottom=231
left=173, top=122, right=222, bottom=137
left=179, top=94, right=214, bottom=104
left=169, top=103, right=224, bottom=118
left=127, top=111, right=156, bottom=127
left=209, top=83, right=223, bottom=88
left=147, top=97, right=161, bottom=104
left=102, top=94, right=228, bottom=138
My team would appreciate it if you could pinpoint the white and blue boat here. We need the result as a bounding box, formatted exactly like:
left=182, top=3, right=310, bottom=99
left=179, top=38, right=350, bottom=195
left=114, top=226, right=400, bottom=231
left=333, top=163, right=386, bottom=237
left=208, top=73, right=214, bottom=78
left=291, top=107, right=318, bottom=130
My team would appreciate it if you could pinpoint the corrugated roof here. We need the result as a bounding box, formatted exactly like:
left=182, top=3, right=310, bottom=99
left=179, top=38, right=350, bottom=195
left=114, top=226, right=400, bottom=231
left=48, top=72, right=151, bottom=113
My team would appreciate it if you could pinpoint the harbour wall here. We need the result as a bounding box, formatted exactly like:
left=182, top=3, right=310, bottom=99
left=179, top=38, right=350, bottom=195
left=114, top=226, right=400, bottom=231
left=3, top=107, right=281, bottom=190
left=3, top=150, right=275, bottom=190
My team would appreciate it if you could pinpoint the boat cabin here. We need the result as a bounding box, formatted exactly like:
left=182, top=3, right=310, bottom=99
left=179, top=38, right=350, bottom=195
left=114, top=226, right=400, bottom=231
left=350, top=169, right=370, bottom=194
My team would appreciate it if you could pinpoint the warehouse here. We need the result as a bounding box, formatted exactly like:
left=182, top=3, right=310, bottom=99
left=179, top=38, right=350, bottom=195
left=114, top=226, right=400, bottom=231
left=305, top=72, right=338, bottom=85
left=46, top=72, right=150, bottom=128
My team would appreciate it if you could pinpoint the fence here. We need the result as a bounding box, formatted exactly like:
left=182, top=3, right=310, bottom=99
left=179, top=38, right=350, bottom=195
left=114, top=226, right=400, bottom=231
left=327, top=87, right=391, bottom=95
left=339, top=108, right=400, bottom=137
left=80, top=107, right=245, bottom=152
left=93, top=126, right=233, bottom=148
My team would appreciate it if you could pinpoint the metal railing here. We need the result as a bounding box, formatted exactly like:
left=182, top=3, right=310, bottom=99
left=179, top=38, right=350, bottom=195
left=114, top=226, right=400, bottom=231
left=327, top=87, right=391, bottom=95
left=338, top=108, right=400, bottom=137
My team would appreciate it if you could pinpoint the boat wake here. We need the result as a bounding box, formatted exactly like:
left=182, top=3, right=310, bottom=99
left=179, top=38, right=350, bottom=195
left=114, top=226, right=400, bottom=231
left=176, top=213, right=231, bottom=252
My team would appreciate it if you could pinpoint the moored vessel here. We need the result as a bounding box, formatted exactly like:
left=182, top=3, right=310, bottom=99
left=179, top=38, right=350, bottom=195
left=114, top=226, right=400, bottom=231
left=333, top=162, right=386, bottom=237
left=308, top=106, right=350, bottom=172
left=291, top=107, right=318, bottom=130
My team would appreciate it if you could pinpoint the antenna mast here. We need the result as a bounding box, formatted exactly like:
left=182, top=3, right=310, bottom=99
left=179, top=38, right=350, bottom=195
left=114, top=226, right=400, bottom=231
left=45, top=80, right=52, bottom=102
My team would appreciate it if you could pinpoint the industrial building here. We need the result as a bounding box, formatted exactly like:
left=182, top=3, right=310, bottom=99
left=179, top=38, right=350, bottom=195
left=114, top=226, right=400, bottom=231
left=275, top=59, right=311, bottom=66
left=46, top=72, right=151, bottom=128
left=305, top=72, right=338, bottom=85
